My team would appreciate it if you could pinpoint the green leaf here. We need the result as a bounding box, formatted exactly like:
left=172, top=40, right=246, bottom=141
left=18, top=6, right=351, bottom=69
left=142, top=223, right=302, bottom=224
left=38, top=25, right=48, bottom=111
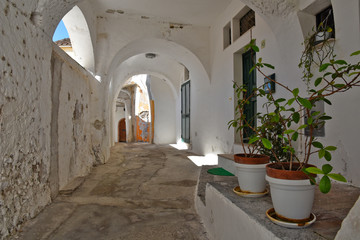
left=334, top=84, right=345, bottom=89
left=319, top=63, right=331, bottom=72
left=298, top=124, right=308, bottom=130
left=325, top=146, right=337, bottom=151
left=272, top=114, right=280, bottom=122
left=298, top=97, right=312, bottom=109
left=264, top=63, right=275, bottom=69
left=249, top=66, right=256, bottom=73
left=251, top=45, right=260, bottom=52
left=324, top=151, right=332, bottom=161
left=319, top=176, right=331, bottom=193
left=307, top=116, right=313, bottom=125
left=287, top=98, right=295, bottom=106
left=334, top=60, right=347, bottom=65
left=312, top=141, right=324, bottom=149
left=259, top=89, right=266, bottom=95
left=349, top=71, right=360, bottom=77
left=315, top=77, right=322, bottom=87
left=306, top=167, right=323, bottom=174
left=261, top=138, right=272, bottom=149
left=322, top=164, right=333, bottom=174
left=319, top=149, right=326, bottom=158
left=292, top=132, right=299, bottom=141
left=350, top=50, right=360, bottom=56
left=248, top=136, right=260, bottom=145
left=292, top=112, right=300, bottom=123
left=328, top=173, right=347, bottom=182
left=258, top=57, right=262, bottom=63
left=292, top=88, right=299, bottom=97
left=275, top=98, right=286, bottom=103
left=323, top=98, right=332, bottom=105
left=284, top=129, right=295, bottom=134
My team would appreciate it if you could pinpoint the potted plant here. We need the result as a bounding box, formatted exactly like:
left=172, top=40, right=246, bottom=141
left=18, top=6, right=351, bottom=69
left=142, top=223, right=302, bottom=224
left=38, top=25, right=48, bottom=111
left=228, top=77, right=273, bottom=195
left=243, top=23, right=360, bottom=223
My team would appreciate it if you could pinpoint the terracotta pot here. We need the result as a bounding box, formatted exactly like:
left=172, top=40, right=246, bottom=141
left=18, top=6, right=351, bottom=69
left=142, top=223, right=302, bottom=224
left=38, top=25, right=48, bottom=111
left=266, top=162, right=316, bottom=180
left=266, top=162, right=317, bottom=223
left=234, top=154, right=270, bottom=164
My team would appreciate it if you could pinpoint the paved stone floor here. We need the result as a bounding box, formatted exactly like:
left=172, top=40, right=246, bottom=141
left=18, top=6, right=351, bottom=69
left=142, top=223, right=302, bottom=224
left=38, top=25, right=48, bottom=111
left=15, top=143, right=208, bottom=240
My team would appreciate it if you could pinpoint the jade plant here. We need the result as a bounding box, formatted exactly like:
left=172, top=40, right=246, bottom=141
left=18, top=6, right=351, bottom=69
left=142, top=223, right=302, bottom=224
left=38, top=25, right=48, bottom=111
left=243, top=25, right=360, bottom=193
left=228, top=73, right=288, bottom=161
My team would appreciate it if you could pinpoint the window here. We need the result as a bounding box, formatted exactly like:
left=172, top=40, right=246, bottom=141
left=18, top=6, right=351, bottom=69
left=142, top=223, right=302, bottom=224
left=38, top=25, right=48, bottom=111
left=181, top=81, right=190, bottom=143
left=242, top=50, right=256, bottom=141
left=316, top=6, right=335, bottom=39
left=240, top=9, right=255, bottom=36
left=223, top=22, right=232, bottom=49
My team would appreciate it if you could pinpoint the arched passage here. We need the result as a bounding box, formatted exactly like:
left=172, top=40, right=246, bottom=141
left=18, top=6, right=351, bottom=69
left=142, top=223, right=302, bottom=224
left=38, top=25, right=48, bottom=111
left=113, top=73, right=178, bottom=145
left=105, top=38, right=210, bottom=148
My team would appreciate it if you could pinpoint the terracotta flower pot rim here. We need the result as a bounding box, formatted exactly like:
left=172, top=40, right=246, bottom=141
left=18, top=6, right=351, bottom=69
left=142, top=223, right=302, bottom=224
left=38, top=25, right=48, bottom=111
left=266, top=162, right=316, bottom=180
left=234, top=153, right=270, bottom=165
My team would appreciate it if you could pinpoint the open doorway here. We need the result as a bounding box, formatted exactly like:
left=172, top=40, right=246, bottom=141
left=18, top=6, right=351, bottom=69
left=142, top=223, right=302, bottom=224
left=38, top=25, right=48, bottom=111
left=118, top=118, right=126, bottom=142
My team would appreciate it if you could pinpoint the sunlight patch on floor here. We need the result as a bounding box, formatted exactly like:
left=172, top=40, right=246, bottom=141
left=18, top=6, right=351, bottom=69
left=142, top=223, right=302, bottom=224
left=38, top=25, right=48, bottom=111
left=187, top=154, right=218, bottom=166
left=169, top=140, right=189, bottom=150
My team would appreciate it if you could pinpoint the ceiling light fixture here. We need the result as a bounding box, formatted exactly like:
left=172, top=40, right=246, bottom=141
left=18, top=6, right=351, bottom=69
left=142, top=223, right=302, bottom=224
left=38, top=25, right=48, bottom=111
left=145, top=53, right=157, bottom=59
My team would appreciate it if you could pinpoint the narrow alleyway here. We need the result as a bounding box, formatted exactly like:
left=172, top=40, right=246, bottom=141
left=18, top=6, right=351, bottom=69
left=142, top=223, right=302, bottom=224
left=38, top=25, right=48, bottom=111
left=16, top=143, right=208, bottom=240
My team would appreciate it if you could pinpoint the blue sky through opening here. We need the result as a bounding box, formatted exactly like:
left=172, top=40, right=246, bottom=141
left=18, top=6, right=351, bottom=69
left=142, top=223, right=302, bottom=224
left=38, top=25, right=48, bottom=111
left=53, top=20, right=69, bottom=42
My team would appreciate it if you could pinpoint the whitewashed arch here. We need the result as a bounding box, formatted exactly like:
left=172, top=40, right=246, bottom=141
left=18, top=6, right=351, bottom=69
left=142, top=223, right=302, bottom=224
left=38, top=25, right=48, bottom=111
left=62, top=5, right=95, bottom=72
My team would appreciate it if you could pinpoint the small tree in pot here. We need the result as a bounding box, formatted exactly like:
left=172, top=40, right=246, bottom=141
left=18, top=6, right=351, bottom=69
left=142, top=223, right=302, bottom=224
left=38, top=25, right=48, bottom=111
left=227, top=78, right=273, bottom=194
left=244, top=24, right=360, bottom=222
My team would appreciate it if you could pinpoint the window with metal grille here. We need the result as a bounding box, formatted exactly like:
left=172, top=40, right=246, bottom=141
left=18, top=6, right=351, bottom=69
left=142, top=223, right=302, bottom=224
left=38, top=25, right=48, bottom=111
left=240, top=9, right=255, bottom=36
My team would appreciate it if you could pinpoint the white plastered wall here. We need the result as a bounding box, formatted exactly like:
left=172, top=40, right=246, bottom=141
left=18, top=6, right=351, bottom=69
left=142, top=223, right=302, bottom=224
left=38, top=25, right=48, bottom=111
left=150, top=76, right=177, bottom=144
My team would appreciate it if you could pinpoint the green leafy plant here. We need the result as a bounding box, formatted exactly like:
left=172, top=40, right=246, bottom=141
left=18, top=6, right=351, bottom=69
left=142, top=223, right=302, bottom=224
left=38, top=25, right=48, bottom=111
left=244, top=31, right=360, bottom=193
left=228, top=81, right=265, bottom=157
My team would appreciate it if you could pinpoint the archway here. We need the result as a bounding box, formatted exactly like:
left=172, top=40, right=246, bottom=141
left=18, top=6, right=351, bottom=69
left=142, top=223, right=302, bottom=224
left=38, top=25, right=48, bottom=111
left=105, top=38, right=210, bottom=147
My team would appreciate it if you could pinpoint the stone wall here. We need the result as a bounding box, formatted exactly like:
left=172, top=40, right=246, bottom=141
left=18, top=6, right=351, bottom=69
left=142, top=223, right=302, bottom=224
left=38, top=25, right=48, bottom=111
left=0, top=1, right=103, bottom=237
left=0, top=1, right=53, bottom=237
left=51, top=47, right=98, bottom=191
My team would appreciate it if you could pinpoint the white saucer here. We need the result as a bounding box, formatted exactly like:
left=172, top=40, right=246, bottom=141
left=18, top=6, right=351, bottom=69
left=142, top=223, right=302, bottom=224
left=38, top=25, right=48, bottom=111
left=266, top=208, right=316, bottom=229
left=233, top=186, right=269, bottom=198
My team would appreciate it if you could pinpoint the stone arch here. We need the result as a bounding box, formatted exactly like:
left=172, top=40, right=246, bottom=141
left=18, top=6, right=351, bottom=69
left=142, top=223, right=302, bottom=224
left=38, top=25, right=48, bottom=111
left=111, top=71, right=178, bottom=144
left=105, top=38, right=210, bottom=94
left=105, top=38, right=210, bottom=146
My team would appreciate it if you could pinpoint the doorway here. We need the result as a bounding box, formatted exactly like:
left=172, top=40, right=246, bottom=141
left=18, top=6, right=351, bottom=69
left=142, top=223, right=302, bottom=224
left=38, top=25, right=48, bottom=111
left=118, top=118, right=126, bottom=142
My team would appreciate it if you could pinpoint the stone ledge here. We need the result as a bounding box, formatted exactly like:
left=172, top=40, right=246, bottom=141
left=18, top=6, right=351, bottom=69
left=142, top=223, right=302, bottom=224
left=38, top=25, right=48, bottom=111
left=196, top=155, right=360, bottom=239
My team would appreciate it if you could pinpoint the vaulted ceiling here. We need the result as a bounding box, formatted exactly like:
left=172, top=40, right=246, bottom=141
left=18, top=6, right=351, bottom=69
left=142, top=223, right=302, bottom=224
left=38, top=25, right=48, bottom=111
left=88, top=0, right=233, bottom=26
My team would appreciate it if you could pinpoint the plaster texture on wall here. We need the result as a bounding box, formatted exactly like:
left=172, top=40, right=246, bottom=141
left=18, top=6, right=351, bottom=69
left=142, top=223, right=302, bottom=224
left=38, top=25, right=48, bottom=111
left=239, top=0, right=297, bottom=18
left=197, top=184, right=281, bottom=240
left=0, top=1, right=53, bottom=237
left=335, top=196, right=360, bottom=240
left=150, top=76, right=177, bottom=144
left=53, top=51, right=95, bottom=190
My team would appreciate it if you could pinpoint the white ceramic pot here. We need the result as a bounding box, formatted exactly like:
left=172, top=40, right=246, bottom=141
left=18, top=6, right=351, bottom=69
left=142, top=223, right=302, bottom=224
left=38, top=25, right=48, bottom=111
left=315, top=31, right=331, bottom=42
left=266, top=175, right=315, bottom=221
left=235, top=162, right=268, bottom=193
